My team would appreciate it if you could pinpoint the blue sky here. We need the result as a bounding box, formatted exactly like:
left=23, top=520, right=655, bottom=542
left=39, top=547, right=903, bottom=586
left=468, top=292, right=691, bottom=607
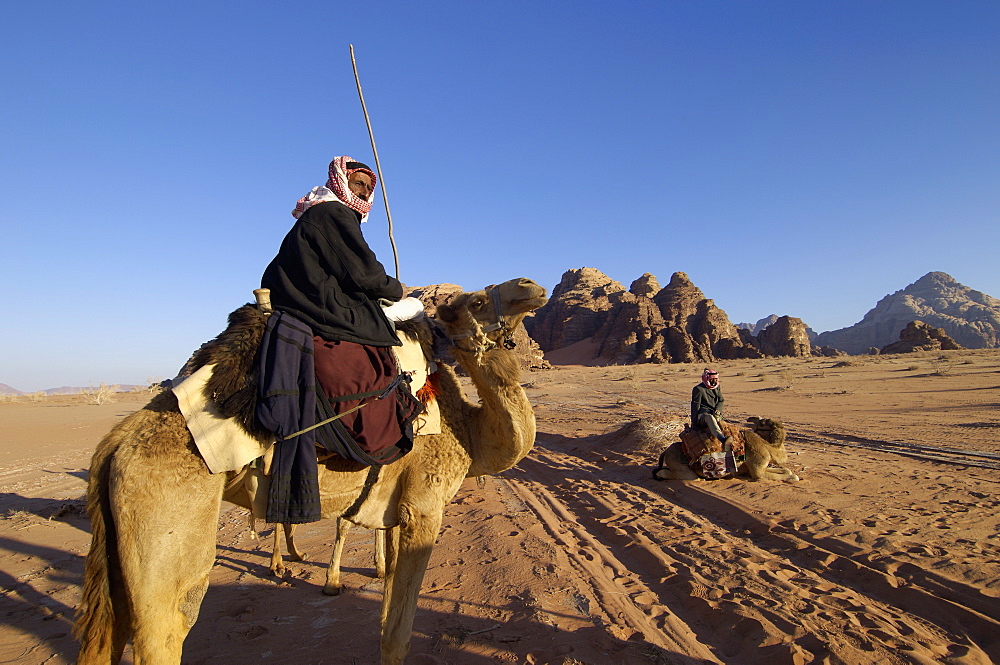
left=2, top=1, right=998, bottom=391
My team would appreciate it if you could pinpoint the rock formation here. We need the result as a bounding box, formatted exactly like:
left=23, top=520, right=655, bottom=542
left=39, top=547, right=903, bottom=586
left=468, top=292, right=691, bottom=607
left=404, top=283, right=464, bottom=315
left=815, top=272, right=1000, bottom=354
left=754, top=316, right=812, bottom=357
left=528, top=269, right=790, bottom=364
left=525, top=268, right=627, bottom=352
left=652, top=272, right=759, bottom=362
left=880, top=320, right=963, bottom=354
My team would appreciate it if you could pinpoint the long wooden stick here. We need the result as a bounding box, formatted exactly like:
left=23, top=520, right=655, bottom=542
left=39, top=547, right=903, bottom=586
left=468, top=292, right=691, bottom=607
left=350, top=44, right=400, bottom=280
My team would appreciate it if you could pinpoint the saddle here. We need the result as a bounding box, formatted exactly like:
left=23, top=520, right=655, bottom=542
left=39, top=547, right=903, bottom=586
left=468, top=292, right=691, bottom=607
left=679, top=421, right=747, bottom=479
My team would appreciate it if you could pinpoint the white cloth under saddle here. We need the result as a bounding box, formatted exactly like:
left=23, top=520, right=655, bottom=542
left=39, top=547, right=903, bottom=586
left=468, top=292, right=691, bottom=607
left=393, top=330, right=441, bottom=436
left=172, top=364, right=273, bottom=475
left=174, top=333, right=440, bottom=474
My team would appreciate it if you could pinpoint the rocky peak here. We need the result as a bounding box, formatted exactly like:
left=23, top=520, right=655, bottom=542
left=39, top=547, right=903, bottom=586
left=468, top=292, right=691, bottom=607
left=532, top=270, right=769, bottom=364
left=629, top=273, right=660, bottom=298
left=815, top=272, right=1000, bottom=353
left=652, top=272, right=706, bottom=327
left=524, top=268, right=626, bottom=351
left=404, top=283, right=464, bottom=316
left=737, top=314, right=780, bottom=336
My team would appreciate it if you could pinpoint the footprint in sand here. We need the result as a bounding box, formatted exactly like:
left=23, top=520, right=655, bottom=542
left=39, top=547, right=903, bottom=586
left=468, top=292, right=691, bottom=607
left=630, top=591, right=658, bottom=609
left=525, top=645, right=576, bottom=664
left=796, top=599, right=818, bottom=615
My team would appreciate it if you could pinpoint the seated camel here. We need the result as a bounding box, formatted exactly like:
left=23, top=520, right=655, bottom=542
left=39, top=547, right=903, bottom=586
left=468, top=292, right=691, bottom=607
left=652, top=416, right=800, bottom=482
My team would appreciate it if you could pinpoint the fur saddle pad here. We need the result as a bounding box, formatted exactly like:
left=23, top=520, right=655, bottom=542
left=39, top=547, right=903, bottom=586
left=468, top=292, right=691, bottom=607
left=679, top=421, right=747, bottom=479
left=174, top=335, right=440, bottom=475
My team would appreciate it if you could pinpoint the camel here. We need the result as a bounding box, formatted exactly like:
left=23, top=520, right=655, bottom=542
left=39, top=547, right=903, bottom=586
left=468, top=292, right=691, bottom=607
left=652, top=417, right=800, bottom=482
left=73, top=277, right=548, bottom=665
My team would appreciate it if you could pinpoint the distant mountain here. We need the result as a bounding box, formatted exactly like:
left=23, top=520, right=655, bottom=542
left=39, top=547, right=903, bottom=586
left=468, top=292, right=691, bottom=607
left=737, top=315, right=780, bottom=336
left=44, top=386, right=89, bottom=395
left=0, top=384, right=145, bottom=396
left=814, top=272, right=1000, bottom=355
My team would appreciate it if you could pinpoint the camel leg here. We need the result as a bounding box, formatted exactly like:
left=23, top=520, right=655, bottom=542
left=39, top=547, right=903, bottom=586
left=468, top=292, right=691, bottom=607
left=747, top=463, right=800, bottom=482
left=323, top=518, right=353, bottom=595
left=379, top=508, right=441, bottom=665
left=113, top=451, right=226, bottom=665
left=374, top=527, right=388, bottom=579
left=762, top=466, right=800, bottom=482
left=269, top=525, right=285, bottom=576
left=283, top=523, right=305, bottom=561
left=270, top=523, right=302, bottom=577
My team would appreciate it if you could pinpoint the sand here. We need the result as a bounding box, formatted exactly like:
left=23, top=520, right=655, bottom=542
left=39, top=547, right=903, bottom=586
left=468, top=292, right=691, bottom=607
left=1, top=348, right=998, bottom=664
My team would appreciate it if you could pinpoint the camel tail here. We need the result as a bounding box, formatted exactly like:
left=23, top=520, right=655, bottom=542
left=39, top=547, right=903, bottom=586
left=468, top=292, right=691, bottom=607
left=74, top=432, right=129, bottom=663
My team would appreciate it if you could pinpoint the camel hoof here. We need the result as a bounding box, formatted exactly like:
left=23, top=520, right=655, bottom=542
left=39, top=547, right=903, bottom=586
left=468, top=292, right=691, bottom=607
left=286, top=551, right=305, bottom=562
left=652, top=468, right=667, bottom=481
left=322, top=585, right=343, bottom=596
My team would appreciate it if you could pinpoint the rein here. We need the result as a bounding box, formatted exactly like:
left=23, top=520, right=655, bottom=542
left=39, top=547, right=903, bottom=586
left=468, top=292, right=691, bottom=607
left=448, top=285, right=517, bottom=353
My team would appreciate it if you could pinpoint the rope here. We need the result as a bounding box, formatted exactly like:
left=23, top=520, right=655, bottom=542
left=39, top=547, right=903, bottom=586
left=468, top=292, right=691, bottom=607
left=278, top=370, right=406, bottom=441
left=278, top=400, right=369, bottom=442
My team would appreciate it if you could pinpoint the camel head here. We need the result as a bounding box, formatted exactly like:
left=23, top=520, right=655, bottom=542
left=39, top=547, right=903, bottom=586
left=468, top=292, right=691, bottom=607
left=747, top=417, right=787, bottom=446
left=436, top=278, right=548, bottom=352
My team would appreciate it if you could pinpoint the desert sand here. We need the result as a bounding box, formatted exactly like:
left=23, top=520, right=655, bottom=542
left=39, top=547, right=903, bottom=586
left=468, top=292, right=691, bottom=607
left=1, top=348, right=998, bottom=664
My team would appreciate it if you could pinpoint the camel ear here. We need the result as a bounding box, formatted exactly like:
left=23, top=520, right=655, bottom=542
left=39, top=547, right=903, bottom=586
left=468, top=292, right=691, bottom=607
left=436, top=303, right=457, bottom=323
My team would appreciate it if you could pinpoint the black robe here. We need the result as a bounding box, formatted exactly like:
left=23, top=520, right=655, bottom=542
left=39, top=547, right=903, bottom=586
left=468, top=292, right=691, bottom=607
left=261, top=201, right=402, bottom=346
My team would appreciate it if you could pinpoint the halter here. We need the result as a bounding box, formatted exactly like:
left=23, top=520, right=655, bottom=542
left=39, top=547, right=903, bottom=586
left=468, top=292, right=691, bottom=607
left=448, top=285, right=517, bottom=353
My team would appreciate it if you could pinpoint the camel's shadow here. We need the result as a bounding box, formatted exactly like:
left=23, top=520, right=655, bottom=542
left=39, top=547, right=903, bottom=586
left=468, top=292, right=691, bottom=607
left=0, top=491, right=89, bottom=527
left=179, top=574, right=696, bottom=665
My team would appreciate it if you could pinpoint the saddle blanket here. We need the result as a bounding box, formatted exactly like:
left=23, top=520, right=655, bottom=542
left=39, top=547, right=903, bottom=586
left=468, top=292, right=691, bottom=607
left=173, top=363, right=273, bottom=475
left=174, top=335, right=441, bottom=475
left=679, top=421, right=747, bottom=479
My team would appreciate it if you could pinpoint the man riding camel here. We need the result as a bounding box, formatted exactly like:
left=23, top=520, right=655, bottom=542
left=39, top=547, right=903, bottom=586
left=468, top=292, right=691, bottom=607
left=691, top=368, right=733, bottom=448
left=258, top=156, right=423, bottom=523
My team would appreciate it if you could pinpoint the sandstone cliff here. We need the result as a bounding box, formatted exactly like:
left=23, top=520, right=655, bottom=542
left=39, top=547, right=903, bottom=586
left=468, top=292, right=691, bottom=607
left=755, top=316, right=812, bottom=357
left=880, top=320, right=963, bottom=354
left=815, top=272, right=1000, bottom=354
left=525, top=268, right=627, bottom=351
left=526, top=268, right=818, bottom=364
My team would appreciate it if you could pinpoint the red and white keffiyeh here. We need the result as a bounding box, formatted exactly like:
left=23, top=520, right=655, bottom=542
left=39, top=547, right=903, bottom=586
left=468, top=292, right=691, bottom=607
left=291, top=156, right=378, bottom=221
left=702, top=368, right=720, bottom=389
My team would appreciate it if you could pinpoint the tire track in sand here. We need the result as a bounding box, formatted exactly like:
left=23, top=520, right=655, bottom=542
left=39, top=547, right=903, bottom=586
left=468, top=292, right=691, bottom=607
left=504, top=444, right=994, bottom=664
left=495, top=472, right=722, bottom=664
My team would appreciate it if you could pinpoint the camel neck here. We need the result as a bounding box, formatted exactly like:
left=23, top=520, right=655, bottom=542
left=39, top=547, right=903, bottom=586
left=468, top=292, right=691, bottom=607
left=455, top=348, right=535, bottom=477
